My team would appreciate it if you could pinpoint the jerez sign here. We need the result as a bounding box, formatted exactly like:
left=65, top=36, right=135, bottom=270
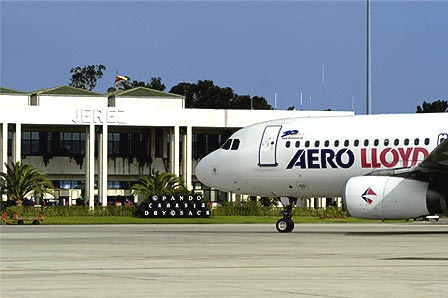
left=136, top=194, right=211, bottom=218
left=72, top=108, right=125, bottom=124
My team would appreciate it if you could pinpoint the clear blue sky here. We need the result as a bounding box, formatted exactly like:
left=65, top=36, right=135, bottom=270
left=1, top=1, right=447, bottom=114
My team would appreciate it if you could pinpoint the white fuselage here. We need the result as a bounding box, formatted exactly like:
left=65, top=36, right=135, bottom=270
left=195, top=113, right=447, bottom=198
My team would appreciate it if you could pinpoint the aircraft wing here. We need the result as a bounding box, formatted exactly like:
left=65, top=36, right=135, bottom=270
left=368, top=140, right=448, bottom=181
left=417, top=139, right=448, bottom=175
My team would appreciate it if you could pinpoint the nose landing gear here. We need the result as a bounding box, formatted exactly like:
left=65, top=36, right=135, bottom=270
left=276, top=197, right=297, bottom=233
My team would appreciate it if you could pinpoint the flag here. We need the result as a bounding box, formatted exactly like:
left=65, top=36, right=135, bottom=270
left=115, top=75, right=129, bottom=83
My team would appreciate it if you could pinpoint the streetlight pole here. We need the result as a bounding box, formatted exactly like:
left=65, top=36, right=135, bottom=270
left=366, top=0, right=372, bottom=115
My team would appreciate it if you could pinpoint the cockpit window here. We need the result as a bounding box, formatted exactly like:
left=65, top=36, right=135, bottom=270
left=231, top=139, right=240, bottom=150
left=222, top=139, right=232, bottom=150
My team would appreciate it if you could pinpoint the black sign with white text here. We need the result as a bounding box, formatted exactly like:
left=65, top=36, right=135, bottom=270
left=136, top=194, right=211, bottom=218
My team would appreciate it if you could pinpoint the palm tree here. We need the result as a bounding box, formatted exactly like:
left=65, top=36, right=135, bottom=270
left=131, top=169, right=188, bottom=200
left=0, top=162, right=53, bottom=206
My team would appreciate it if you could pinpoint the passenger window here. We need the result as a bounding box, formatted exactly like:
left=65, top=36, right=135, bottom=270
left=384, top=139, right=389, bottom=146
left=424, top=138, right=430, bottom=145
left=364, top=139, right=369, bottom=146
left=295, top=141, right=300, bottom=148
left=222, top=139, right=232, bottom=150
left=286, top=141, right=291, bottom=148
left=315, top=141, right=320, bottom=148
left=374, top=139, right=379, bottom=146
left=231, top=139, right=240, bottom=150
left=305, top=141, right=310, bottom=148
left=414, top=138, right=419, bottom=146
left=354, top=140, right=359, bottom=147
left=404, top=138, right=409, bottom=146
left=334, top=140, right=340, bottom=147
left=344, top=140, right=349, bottom=147
left=324, top=140, right=330, bottom=147
left=394, top=139, right=399, bottom=146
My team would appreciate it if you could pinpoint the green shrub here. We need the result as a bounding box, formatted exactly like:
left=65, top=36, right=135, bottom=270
left=212, top=201, right=280, bottom=216
left=4, top=206, right=42, bottom=217
left=212, top=202, right=347, bottom=218
left=2, top=206, right=136, bottom=217
left=317, top=207, right=348, bottom=219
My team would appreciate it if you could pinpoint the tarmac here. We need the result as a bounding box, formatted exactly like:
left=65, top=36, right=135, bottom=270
left=1, top=222, right=448, bottom=298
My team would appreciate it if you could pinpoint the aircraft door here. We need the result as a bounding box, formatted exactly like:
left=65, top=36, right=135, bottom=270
left=258, top=125, right=282, bottom=167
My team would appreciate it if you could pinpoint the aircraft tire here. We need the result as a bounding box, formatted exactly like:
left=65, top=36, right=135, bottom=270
left=276, top=218, right=294, bottom=233
left=32, top=220, right=40, bottom=225
left=18, top=220, right=24, bottom=225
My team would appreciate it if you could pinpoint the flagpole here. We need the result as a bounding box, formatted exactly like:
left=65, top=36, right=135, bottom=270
left=274, top=93, right=277, bottom=110
left=366, top=0, right=372, bottom=114
left=322, top=63, right=325, bottom=110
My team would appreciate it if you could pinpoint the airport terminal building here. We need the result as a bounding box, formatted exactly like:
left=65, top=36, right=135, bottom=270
left=0, top=86, right=353, bottom=208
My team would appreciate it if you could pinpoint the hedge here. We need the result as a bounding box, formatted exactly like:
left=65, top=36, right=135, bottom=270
left=1, top=205, right=347, bottom=219
left=212, top=203, right=347, bottom=218
left=2, top=206, right=135, bottom=217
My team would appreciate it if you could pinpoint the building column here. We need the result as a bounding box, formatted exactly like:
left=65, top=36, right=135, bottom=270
left=186, top=126, right=193, bottom=190
left=169, top=129, right=174, bottom=173
left=12, top=123, right=21, bottom=164
left=162, top=128, right=168, bottom=166
left=319, top=197, right=325, bottom=209
left=98, top=127, right=103, bottom=205
left=174, top=125, right=180, bottom=177
left=145, top=128, right=151, bottom=175
left=150, top=128, right=156, bottom=170
left=337, top=197, right=342, bottom=208
left=227, top=192, right=235, bottom=203
left=98, top=125, right=108, bottom=207
left=85, top=125, right=95, bottom=209
left=182, top=130, right=187, bottom=182
left=1, top=123, right=7, bottom=173
left=85, top=126, right=90, bottom=206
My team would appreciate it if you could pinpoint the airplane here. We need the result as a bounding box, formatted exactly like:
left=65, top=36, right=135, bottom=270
left=195, top=113, right=448, bottom=232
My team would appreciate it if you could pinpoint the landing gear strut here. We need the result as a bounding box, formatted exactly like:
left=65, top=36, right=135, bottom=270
left=276, top=197, right=296, bottom=233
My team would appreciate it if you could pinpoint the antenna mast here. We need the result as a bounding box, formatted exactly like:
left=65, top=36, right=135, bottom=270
left=366, top=0, right=372, bottom=114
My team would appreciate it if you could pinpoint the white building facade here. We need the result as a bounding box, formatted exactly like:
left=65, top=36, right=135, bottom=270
left=0, top=86, right=354, bottom=208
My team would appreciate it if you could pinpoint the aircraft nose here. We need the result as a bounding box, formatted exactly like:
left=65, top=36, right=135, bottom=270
left=195, top=157, right=208, bottom=186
